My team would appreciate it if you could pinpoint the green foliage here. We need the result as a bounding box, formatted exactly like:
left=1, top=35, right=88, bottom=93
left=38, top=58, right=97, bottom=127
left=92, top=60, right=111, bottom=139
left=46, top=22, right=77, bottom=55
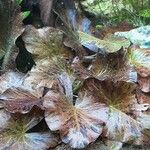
left=16, top=0, right=23, bottom=5
left=81, top=0, right=150, bottom=26
left=139, top=9, right=150, bottom=18
left=22, top=11, right=31, bottom=19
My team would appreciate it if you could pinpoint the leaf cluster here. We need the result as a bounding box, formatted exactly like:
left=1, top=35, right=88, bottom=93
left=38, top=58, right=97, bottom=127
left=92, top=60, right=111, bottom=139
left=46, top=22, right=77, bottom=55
left=0, top=0, right=149, bottom=149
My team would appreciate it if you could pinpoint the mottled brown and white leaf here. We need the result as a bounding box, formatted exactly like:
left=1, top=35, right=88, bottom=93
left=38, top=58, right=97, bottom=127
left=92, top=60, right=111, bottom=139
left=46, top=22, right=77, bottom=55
left=22, top=25, right=64, bottom=62
left=90, top=49, right=137, bottom=82
left=105, top=107, right=141, bottom=143
left=138, top=75, right=150, bottom=93
left=43, top=87, right=108, bottom=149
left=0, top=87, right=43, bottom=114
left=0, top=71, right=25, bottom=94
left=0, top=111, right=59, bottom=150
left=128, top=48, right=150, bottom=77
left=24, top=57, right=74, bottom=89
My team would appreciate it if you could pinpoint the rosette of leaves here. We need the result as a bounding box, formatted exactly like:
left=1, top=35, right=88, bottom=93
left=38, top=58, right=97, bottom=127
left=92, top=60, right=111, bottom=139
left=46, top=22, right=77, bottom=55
left=0, top=0, right=24, bottom=68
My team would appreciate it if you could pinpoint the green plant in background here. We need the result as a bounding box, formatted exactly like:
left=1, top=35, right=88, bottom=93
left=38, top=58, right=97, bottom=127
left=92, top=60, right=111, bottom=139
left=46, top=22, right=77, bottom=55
left=16, top=0, right=23, bottom=5
left=16, top=0, right=31, bottom=19
left=80, top=0, right=150, bottom=26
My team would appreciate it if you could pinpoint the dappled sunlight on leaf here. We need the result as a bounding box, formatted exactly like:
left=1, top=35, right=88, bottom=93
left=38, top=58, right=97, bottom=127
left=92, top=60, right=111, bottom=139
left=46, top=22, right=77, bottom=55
left=78, top=31, right=130, bottom=53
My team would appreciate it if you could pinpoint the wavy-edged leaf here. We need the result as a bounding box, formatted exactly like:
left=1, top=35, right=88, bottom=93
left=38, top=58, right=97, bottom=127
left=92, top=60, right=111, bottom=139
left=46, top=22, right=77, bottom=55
left=22, top=25, right=65, bottom=62
left=24, top=56, right=74, bottom=89
left=0, top=110, right=59, bottom=149
left=0, top=71, right=25, bottom=94
left=0, top=0, right=23, bottom=59
left=0, top=87, right=43, bottom=114
left=82, top=78, right=136, bottom=113
left=128, top=48, right=150, bottom=77
left=90, top=49, right=137, bottom=82
left=43, top=78, right=109, bottom=149
left=78, top=31, right=130, bottom=53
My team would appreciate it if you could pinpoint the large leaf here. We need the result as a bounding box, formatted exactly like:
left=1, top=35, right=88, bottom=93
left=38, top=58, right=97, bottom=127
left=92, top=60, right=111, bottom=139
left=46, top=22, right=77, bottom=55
left=22, top=25, right=65, bottom=62
left=128, top=47, right=150, bottom=77
left=0, top=110, right=59, bottom=149
left=43, top=77, right=109, bottom=149
left=90, top=49, right=137, bottom=82
left=24, top=56, right=74, bottom=89
left=0, top=87, right=43, bottom=114
left=82, top=78, right=136, bottom=113
left=105, top=107, right=141, bottom=143
left=0, top=0, right=23, bottom=59
left=81, top=78, right=141, bottom=145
